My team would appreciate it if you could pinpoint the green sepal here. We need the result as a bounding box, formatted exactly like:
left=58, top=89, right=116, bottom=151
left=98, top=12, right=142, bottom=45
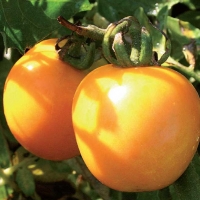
left=65, top=42, right=96, bottom=70
left=128, top=17, right=142, bottom=64
left=102, top=23, right=120, bottom=65
left=113, top=32, right=133, bottom=67
left=111, top=17, right=137, bottom=67
left=56, top=34, right=96, bottom=70
left=139, top=27, right=153, bottom=65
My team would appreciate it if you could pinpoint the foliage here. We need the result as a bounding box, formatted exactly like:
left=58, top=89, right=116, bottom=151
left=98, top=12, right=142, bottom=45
left=0, top=0, right=200, bottom=199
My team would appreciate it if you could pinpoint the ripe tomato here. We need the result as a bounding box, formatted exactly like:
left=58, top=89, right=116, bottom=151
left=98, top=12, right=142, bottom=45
left=3, top=39, right=86, bottom=161
left=72, top=64, right=200, bottom=192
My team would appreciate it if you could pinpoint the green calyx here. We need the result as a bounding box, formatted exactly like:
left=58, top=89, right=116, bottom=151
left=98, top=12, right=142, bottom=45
left=55, top=34, right=96, bottom=70
left=102, top=16, right=171, bottom=67
left=56, top=12, right=171, bottom=69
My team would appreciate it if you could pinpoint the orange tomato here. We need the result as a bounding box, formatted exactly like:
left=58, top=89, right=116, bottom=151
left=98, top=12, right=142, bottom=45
left=72, top=64, right=200, bottom=192
left=3, top=39, right=85, bottom=160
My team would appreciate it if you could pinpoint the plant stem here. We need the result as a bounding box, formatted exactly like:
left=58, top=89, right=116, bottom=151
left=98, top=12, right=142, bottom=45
left=174, top=66, right=200, bottom=82
left=164, top=57, right=200, bottom=82
left=6, top=156, right=38, bottom=176
left=0, top=167, right=18, bottom=190
left=57, top=16, right=105, bottom=41
left=0, top=156, right=37, bottom=191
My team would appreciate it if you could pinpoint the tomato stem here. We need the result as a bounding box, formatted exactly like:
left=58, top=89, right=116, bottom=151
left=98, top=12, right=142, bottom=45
left=57, top=16, right=105, bottom=41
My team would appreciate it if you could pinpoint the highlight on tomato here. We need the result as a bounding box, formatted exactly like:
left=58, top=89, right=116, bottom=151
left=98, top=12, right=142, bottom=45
left=3, top=39, right=86, bottom=161
left=72, top=64, right=200, bottom=192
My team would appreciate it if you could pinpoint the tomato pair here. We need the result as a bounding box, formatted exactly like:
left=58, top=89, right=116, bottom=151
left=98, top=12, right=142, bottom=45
left=3, top=39, right=200, bottom=192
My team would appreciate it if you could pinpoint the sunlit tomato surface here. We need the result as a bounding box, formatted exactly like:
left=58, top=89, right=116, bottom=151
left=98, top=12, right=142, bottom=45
left=3, top=39, right=85, bottom=161
left=72, top=64, right=200, bottom=192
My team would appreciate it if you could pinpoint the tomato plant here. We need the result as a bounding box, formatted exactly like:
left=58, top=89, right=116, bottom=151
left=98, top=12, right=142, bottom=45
left=3, top=39, right=86, bottom=161
left=1, top=1, right=200, bottom=199
left=72, top=64, right=200, bottom=192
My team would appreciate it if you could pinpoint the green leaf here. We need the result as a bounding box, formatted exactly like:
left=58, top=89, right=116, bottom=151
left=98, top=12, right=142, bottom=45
left=158, top=187, right=172, bottom=200
left=172, top=161, right=200, bottom=200
left=192, top=153, right=200, bottom=176
left=178, top=11, right=200, bottom=29
left=166, top=16, right=200, bottom=61
left=49, top=160, right=73, bottom=173
left=0, top=56, right=17, bottom=138
left=16, top=167, right=35, bottom=197
left=122, top=192, right=137, bottom=200
left=28, top=158, right=70, bottom=183
left=98, top=0, right=178, bottom=22
left=36, top=0, right=92, bottom=19
left=167, top=16, right=200, bottom=45
left=0, top=124, right=10, bottom=168
left=0, top=57, right=12, bottom=90
left=134, top=7, right=169, bottom=62
left=182, top=0, right=200, bottom=9
left=157, top=6, right=169, bottom=30
left=109, top=189, right=123, bottom=200
left=136, top=191, right=160, bottom=200
left=0, top=0, right=92, bottom=53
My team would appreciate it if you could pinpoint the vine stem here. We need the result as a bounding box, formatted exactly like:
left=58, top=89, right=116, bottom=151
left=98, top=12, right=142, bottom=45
left=57, top=16, right=105, bottom=41
left=165, top=57, right=200, bottom=82
left=7, top=156, right=38, bottom=175
left=0, top=155, right=38, bottom=191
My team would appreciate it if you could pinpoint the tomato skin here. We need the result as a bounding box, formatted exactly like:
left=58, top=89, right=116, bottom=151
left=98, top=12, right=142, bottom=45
left=72, top=64, right=200, bottom=192
left=3, top=39, right=85, bottom=160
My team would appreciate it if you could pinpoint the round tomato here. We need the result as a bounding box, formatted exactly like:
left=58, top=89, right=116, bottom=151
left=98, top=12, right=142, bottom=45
left=3, top=39, right=86, bottom=161
left=72, top=64, right=200, bottom=192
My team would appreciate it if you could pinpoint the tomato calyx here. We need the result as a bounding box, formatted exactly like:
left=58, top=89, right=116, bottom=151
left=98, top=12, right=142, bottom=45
left=102, top=16, right=171, bottom=67
left=55, top=33, right=96, bottom=70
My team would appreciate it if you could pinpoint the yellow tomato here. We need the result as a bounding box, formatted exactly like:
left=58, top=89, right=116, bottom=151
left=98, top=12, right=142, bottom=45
left=72, top=64, right=200, bottom=192
left=3, top=39, right=85, bottom=160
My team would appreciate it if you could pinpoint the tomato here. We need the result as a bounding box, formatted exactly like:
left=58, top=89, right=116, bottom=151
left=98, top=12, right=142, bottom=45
left=72, top=64, right=200, bottom=192
left=3, top=39, right=86, bottom=161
